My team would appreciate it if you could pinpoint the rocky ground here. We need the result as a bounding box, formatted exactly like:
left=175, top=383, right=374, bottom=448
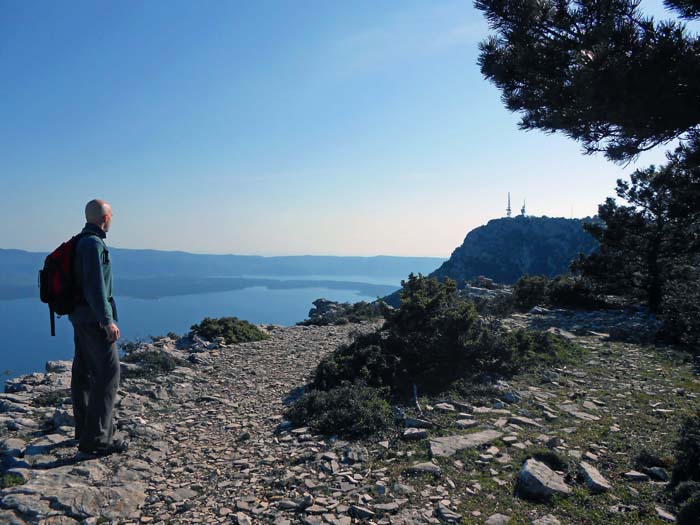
left=1, top=309, right=699, bottom=524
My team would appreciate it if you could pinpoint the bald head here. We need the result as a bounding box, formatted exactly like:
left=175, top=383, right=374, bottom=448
left=85, top=199, right=113, bottom=232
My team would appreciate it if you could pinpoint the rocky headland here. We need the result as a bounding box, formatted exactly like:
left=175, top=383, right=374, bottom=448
left=1, top=308, right=699, bottom=524
left=383, top=216, right=597, bottom=307
left=430, top=216, right=597, bottom=286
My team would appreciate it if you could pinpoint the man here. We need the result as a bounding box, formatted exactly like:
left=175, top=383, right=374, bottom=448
left=69, top=199, right=127, bottom=455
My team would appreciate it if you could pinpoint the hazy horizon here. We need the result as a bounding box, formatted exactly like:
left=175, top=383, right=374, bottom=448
left=1, top=244, right=449, bottom=259
left=1, top=213, right=594, bottom=258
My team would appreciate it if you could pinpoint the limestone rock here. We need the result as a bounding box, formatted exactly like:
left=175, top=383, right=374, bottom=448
left=0, top=510, right=26, bottom=525
left=623, top=470, right=650, bottom=482
left=486, top=513, right=511, bottom=525
left=579, top=461, right=612, bottom=493
left=435, top=502, right=461, bottom=523
left=508, top=415, right=542, bottom=428
left=644, top=466, right=670, bottom=481
left=404, top=417, right=433, bottom=428
left=349, top=505, right=375, bottom=519
left=0, top=438, right=26, bottom=458
left=532, top=515, right=561, bottom=525
left=558, top=404, right=600, bottom=421
left=517, top=459, right=571, bottom=500
left=45, top=361, right=72, bottom=374
left=374, top=502, right=401, bottom=513
left=429, top=430, right=503, bottom=458
left=403, top=428, right=428, bottom=440
left=406, top=462, right=442, bottom=476
left=655, top=506, right=675, bottom=522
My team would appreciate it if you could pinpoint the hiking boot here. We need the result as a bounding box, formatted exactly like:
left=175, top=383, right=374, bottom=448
left=78, top=438, right=129, bottom=457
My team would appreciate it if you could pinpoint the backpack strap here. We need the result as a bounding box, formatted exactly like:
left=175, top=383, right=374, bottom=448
left=71, top=231, right=107, bottom=308
left=78, top=232, right=108, bottom=259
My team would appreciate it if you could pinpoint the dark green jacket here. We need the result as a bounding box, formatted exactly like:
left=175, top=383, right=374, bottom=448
left=68, top=223, right=117, bottom=326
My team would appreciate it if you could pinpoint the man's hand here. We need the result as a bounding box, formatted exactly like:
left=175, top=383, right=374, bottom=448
left=102, top=322, right=120, bottom=343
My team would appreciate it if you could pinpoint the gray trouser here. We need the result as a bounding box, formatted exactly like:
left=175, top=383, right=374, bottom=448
left=70, top=322, right=120, bottom=450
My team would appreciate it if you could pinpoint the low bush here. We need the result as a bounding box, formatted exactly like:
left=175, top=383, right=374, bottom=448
left=312, top=278, right=576, bottom=399
left=285, top=383, right=392, bottom=438
left=661, top=278, right=700, bottom=354
left=0, top=473, right=25, bottom=489
left=513, top=275, right=549, bottom=310
left=289, top=274, right=579, bottom=437
left=529, top=448, right=569, bottom=473
left=119, top=340, right=140, bottom=354
left=190, top=317, right=269, bottom=344
left=512, top=275, right=605, bottom=311
left=677, top=492, right=700, bottom=525
left=299, top=300, right=384, bottom=326
left=547, top=275, right=607, bottom=310
left=149, top=332, right=180, bottom=342
left=667, top=411, right=700, bottom=522
left=32, top=389, right=70, bottom=407
left=673, top=481, right=700, bottom=505
left=121, top=350, right=188, bottom=379
left=635, top=448, right=670, bottom=470
left=472, top=292, right=517, bottom=317
left=672, top=411, right=700, bottom=486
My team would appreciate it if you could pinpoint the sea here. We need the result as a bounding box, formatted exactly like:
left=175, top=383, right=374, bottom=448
left=0, top=275, right=399, bottom=380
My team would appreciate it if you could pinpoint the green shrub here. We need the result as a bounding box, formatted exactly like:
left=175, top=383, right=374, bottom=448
left=312, top=332, right=400, bottom=392
left=677, top=491, right=700, bottom=525
left=513, top=275, right=549, bottom=310
left=529, top=448, right=569, bottom=473
left=149, top=332, right=180, bottom=342
left=472, top=293, right=517, bottom=317
left=504, top=329, right=577, bottom=371
left=309, top=274, right=577, bottom=399
left=0, top=473, right=25, bottom=489
left=190, top=316, right=269, bottom=344
left=119, top=340, right=140, bottom=354
left=635, top=448, right=670, bottom=470
left=32, top=389, right=70, bottom=407
left=298, top=300, right=384, bottom=326
left=673, top=481, right=700, bottom=505
left=312, top=276, right=504, bottom=398
left=122, top=350, right=188, bottom=379
left=289, top=275, right=578, bottom=437
left=672, top=411, right=700, bottom=486
left=547, top=275, right=606, bottom=310
left=285, top=383, right=392, bottom=438
left=661, top=278, right=700, bottom=353
left=512, top=275, right=605, bottom=311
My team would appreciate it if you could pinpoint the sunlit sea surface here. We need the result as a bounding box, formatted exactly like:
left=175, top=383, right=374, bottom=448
left=0, top=278, right=394, bottom=380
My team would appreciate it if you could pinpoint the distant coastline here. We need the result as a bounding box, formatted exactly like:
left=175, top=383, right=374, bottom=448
left=0, top=276, right=398, bottom=301
left=0, top=248, right=444, bottom=301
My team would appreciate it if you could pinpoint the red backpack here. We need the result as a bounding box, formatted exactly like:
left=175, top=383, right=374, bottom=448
left=39, top=232, right=95, bottom=336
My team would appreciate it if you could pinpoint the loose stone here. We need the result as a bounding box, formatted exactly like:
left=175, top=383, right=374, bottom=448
left=579, top=461, right=612, bottom=493
left=517, top=459, right=571, bottom=500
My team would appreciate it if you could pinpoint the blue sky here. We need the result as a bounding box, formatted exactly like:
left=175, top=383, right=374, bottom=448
left=0, top=0, right=688, bottom=256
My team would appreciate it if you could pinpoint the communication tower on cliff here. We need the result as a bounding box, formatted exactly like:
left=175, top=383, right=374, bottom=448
left=506, top=193, right=512, bottom=218
left=521, top=199, right=527, bottom=216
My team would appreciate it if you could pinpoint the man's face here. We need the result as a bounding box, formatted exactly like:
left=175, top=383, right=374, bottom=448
left=103, top=208, right=113, bottom=232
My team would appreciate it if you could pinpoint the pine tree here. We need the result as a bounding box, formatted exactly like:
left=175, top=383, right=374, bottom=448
left=573, top=145, right=700, bottom=312
left=475, top=0, right=700, bottom=162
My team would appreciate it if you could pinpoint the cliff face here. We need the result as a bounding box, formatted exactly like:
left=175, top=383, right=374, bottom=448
left=430, top=216, right=597, bottom=285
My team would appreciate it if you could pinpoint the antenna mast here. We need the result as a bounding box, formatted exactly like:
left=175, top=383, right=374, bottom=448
left=506, top=192, right=512, bottom=218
